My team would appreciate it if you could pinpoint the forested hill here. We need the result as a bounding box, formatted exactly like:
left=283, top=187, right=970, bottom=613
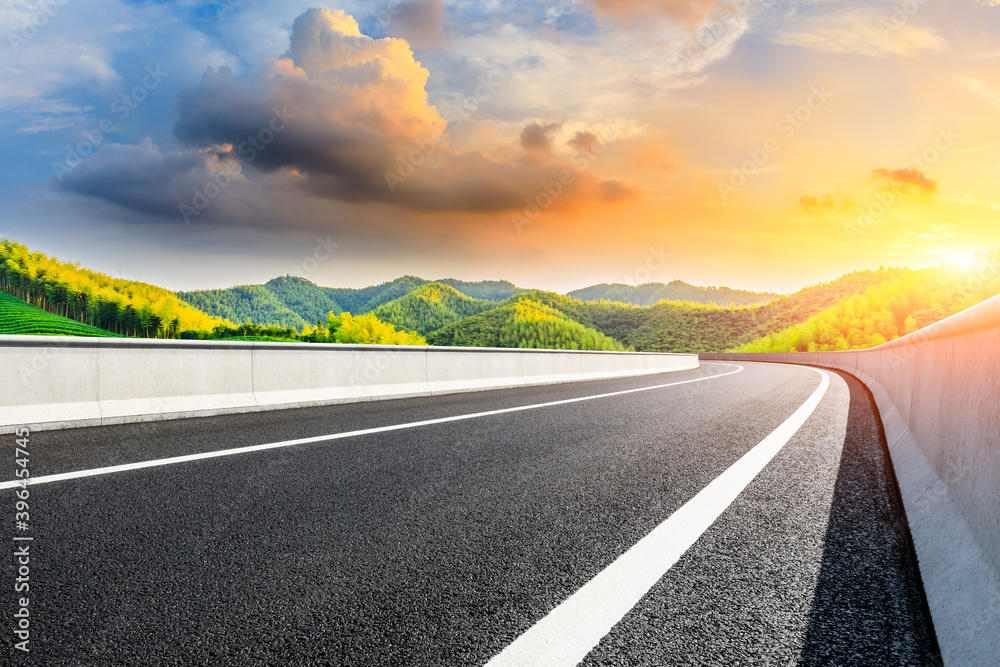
left=735, top=254, right=1000, bottom=352
left=174, top=264, right=1000, bottom=352
left=326, top=276, right=523, bottom=312
left=5, top=237, right=997, bottom=353
left=372, top=283, right=496, bottom=336
left=1, top=240, right=225, bottom=337
left=426, top=295, right=627, bottom=351
left=322, top=276, right=429, bottom=315
left=176, top=283, right=309, bottom=330
left=179, top=275, right=525, bottom=328
left=436, top=279, right=524, bottom=301
left=523, top=270, right=913, bottom=352
left=568, top=280, right=780, bottom=307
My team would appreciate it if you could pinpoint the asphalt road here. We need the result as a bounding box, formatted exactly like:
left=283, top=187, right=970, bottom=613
left=3, top=361, right=937, bottom=665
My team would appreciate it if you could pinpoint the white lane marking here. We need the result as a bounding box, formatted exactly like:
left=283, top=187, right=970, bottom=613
left=0, top=364, right=744, bottom=490
left=486, top=365, right=831, bottom=667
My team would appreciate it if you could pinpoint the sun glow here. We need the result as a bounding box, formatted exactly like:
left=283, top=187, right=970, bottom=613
left=948, top=252, right=976, bottom=268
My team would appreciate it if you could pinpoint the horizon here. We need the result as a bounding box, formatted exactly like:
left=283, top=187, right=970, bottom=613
left=3, top=2, right=999, bottom=294
left=7, top=234, right=988, bottom=298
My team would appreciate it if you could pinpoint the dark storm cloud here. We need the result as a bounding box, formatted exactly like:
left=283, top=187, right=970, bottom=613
left=55, top=9, right=637, bottom=224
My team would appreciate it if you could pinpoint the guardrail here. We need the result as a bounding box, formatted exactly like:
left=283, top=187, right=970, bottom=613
left=0, top=337, right=698, bottom=433
left=702, top=292, right=1000, bottom=666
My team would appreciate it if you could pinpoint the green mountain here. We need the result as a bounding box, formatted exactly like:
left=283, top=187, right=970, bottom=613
left=372, top=282, right=496, bottom=335
left=326, top=276, right=521, bottom=315
left=436, top=278, right=524, bottom=301
left=177, top=284, right=307, bottom=329
left=568, top=280, right=780, bottom=307
left=323, top=276, right=430, bottom=315
left=265, top=276, right=342, bottom=325
left=179, top=275, right=526, bottom=328
left=542, top=270, right=913, bottom=353
left=426, top=293, right=628, bottom=351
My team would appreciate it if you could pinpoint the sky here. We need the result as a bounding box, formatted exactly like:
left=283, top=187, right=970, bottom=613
left=2, top=0, right=1000, bottom=294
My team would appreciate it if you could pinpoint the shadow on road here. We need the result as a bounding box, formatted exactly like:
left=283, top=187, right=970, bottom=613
left=797, top=370, right=941, bottom=665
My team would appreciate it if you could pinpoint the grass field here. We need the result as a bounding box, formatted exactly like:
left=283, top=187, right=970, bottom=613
left=0, top=291, right=119, bottom=337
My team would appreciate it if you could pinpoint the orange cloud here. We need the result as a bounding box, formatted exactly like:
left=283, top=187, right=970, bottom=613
left=799, top=194, right=835, bottom=213
left=568, top=131, right=600, bottom=155
left=798, top=194, right=856, bottom=215
left=871, top=168, right=939, bottom=197
left=597, top=179, right=640, bottom=201
left=591, top=0, right=724, bottom=25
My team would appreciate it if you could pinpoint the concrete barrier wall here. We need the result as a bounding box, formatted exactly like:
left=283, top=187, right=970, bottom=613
left=0, top=337, right=697, bottom=433
left=702, top=292, right=1000, bottom=665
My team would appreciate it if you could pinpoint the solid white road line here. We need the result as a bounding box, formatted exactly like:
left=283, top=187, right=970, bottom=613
left=0, top=364, right=744, bottom=490
left=485, top=365, right=831, bottom=667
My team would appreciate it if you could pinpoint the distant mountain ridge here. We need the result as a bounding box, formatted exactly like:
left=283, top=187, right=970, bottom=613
left=419, top=270, right=916, bottom=353
left=177, top=275, right=778, bottom=328
left=568, top=280, right=780, bottom=307
left=11, top=236, right=996, bottom=352
left=171, top=262, right=1000, bottom=353
left=177, top=275, right=526, bottom=329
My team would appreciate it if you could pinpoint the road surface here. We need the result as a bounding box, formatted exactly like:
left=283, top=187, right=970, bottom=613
left=3, top=361, right=937, bottom=665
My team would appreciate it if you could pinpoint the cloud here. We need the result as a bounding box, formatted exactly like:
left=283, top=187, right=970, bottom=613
left=799, top=194, right=835, bottom=213
left=170, top=8, right=446, bottom=206
left=57, top=138, right=226, bottom=217
left=520, top=121, right=563, bottom=162
left=384, top=0, right=447, bottom=48
left=769, top=7, right=947, bottom=57
left=58, top=8, right=636, bottom=222
left=798, top=193, right=855, bottom=215
left=961, top=78, right=1000, bottom=109
left=871, top=168, right=938, bottom=196
left=798, top=193, right=857, bottom=215
left=590, top=0, right=725, bottom=25
left=598, top=179, right=640, bottom=201
left=568, top=131, right=600, bottom=155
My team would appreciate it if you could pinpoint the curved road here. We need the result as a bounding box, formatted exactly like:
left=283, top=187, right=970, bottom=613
left=3, top=361, right=936, bottom=665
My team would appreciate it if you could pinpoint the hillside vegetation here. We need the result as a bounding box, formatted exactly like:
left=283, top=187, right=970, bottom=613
left=327, top=276, right=520, bottom=314
left=373, top=283, right=495, bottom=335
left=569, top=280, right=779, bottom=307
left=736, top=254, right=1000, bottom=352
left=0, top=290, right=120, bottom=337
left=492, top=271, right=905, bottom=352
left=436, top=279, right=523, bottom=301
left=181, top=275, right=524, bottom=327
left=176, top=284, right=308, bottom=329
left=318, top=312, right=427, bottom=345
left=5, top=237, right=997, bottom=353
left=427, top=295, right=628, bottom=351
left=1, top=240, right=225, bottom=337
left=0, top=241, right=424, bottom=345
left=263, top=276, right=343, bottom=325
